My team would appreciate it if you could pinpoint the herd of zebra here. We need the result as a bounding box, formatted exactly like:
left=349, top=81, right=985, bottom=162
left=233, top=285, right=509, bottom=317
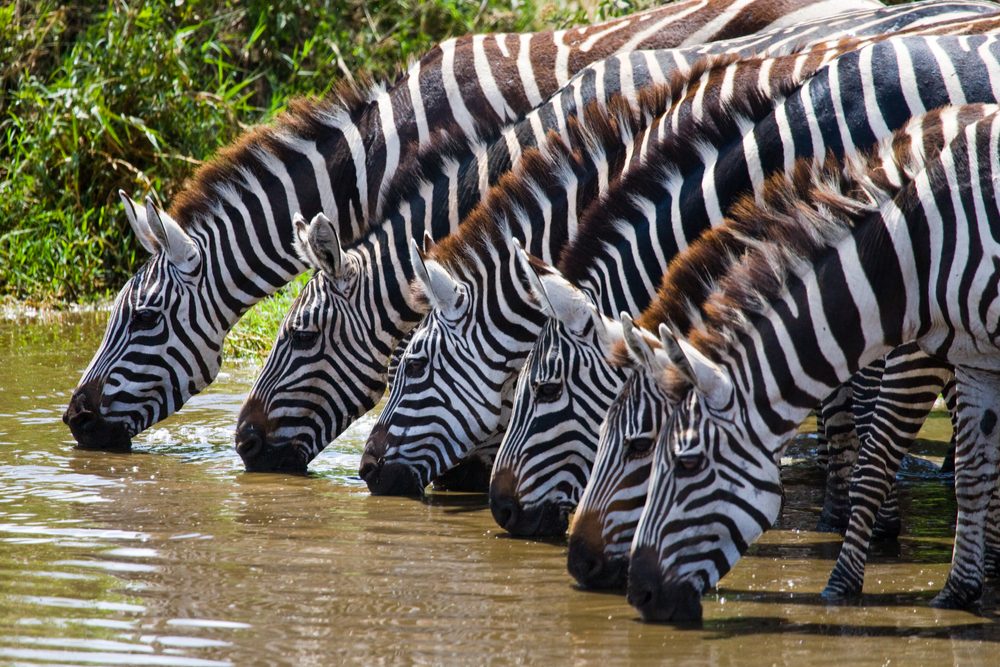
left=62, top=0, right=1000, bottom=623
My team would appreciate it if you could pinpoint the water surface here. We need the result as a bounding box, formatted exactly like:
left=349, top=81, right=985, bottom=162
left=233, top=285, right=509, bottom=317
left=1, top=312, right=998, bottom=665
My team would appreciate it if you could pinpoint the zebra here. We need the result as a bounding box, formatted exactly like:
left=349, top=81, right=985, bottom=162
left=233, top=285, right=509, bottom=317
left=65, top=0, right=835, bottom=453
left=368, top=30, right=1000, bottom=503
left=566, top=138, right=969, bottom=588
left=359, top=37, right=883, bottom=495
left=232, top=1, right=985, bottom=472
left=491, top=20, right=1000, bottom=537
left=628, top=106, right=1000, bottom=622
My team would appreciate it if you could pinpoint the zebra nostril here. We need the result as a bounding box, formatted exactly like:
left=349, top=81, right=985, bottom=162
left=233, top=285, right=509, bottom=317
left=66, top=409, right=97, bottom=433
left=567, top=538, right=604, bottom=584
left=235, top=424, right=265, bottom=460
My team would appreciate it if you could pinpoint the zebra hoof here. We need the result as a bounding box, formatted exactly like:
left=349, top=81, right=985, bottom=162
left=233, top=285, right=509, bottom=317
left=814, top=514, right=848, bottom=535
left=820, top=582, right=862, bottom=603
left=930, top=584, right=982, bottom=610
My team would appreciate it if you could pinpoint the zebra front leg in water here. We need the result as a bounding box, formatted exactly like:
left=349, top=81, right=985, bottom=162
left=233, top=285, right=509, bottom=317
left=932, top=367, right=1000, bottom=609
left=823, top=345, right=952, bottom=599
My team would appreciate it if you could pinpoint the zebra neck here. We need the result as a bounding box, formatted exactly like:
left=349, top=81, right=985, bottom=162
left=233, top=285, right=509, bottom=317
left=718, top=205, right=934, bottom=456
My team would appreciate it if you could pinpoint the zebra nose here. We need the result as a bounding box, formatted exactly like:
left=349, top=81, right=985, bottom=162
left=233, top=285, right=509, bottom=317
left=566, top=517, right=626, bottom=589
left=626, top=546, right=662, bottom=619
left=64, top=381, right=132, bottom=451
left=489, top=468, right=521, bottom=532
left=358, top=451, right=382, bottom=483
left=235, top=422, right=265, bottom=462
left=567, top=534, right=606, bottom=585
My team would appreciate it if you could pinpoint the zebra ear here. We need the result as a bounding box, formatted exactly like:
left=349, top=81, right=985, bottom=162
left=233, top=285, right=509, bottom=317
left=537, top=272, right=598, bottom=337
left=305, top=212, right=345, bottom=276
left=409, top=238, right=463, bottom=314
left=422, top=231, right=435, bottom=253
left=658, top=324, right=732, bottom=406
left=621, top=313, right=668, bottom=375
left=120, top=190, right=158, bottom=255
left=144, top=196, right=198, bottom=269
left=512, top=240, right=555, bottom=316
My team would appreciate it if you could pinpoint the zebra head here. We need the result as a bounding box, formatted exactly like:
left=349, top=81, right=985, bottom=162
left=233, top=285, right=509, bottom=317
left=359, top=236, right=543, bottom=496
left=627, top=325, right=782, bottom=624
left=235, top=212, right=389, bottom=473
left=490, top=259, right=625, bottom=537
left=567, top=314, right=668, bottom=590
left=64, top=193, right=208, bottom=451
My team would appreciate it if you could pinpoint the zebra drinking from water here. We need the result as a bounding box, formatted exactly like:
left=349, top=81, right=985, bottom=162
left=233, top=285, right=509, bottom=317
left=368, top=30, right=1000, bottom=504
left=237, top=1, right=980, bottom=472
left=628, top=106, right=1000, bottom=622
left=66, top=0, right=830, bottom=452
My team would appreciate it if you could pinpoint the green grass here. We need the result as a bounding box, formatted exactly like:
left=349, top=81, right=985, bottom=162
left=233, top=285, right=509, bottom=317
left=0, top=0, right=653, bottom=355
left=224, top=273, right=308, bottom=362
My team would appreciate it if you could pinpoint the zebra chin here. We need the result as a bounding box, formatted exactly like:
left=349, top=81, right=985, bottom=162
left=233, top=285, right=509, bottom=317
left=566, top=534, right=628, bottom=590
left=626, top=547, right=703, bottom=625
left=489, top=469, right=568, bottom=537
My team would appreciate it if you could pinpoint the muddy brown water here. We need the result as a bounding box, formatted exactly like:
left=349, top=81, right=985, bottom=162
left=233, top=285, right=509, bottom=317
left=1, top=311, right=999, bottom=665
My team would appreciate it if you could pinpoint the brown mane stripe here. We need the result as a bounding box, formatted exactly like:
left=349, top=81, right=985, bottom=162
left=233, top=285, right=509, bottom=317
left=168, top=77, right=386, bottom=227
left=556, top=40, right=863, bottom=287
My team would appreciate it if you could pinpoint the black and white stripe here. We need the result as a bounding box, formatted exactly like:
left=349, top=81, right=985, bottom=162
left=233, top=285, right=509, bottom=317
left=237, top=1, right=980, bottom=472
left=486, top=26, right=1000, bottom=537
left=69, top=0, right=828, bottom=452
left=629, top=105, right=1000, bottom=623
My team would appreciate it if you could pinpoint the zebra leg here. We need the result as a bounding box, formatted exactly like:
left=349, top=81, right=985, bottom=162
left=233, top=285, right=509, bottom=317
left=986, top=483, right=1000, bottom=579
left=931, top=367, right=1000, bottom=610
left=823, top=346, right=949, bottom=600
left=850, top=357, right=903, bottom=540
left=940, top=379, right=958, bottom=475
left=816, top=383, right=857, bottom=534
left=872, top=483, right=901, bottom=541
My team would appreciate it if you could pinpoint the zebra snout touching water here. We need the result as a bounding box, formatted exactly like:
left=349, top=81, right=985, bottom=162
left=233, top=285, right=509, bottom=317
left=490, top=26, right=1000, bottom=541
left=567, top=320, right=667, bottom=590
left=628, top=108, right=1000, bottom=623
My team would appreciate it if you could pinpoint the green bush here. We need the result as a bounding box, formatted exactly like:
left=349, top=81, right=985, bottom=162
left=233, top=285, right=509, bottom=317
left=2, top=0, right=648, bottom=302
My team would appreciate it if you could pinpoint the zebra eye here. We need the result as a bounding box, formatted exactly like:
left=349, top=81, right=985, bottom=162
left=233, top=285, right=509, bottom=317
left=535, top=381, right=562, bottom=403
left=624, top=437, right=654, bottom=459
left=290, top=329, right=319, bottom=349
left=405, top=357, right=428, bottom=378
left=675, top=452, right=707, bottom=476
left=129, top=308, right=161, bottom=332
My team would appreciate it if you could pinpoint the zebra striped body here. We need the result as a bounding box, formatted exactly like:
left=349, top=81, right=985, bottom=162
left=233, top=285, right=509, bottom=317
left=628, top=106, right=1000, bottom=622
left=67, top=0, right=830, bottom=454
left=362, top=37, right=891, bottom=496
left=377, top=29, right=1000, bottom=509
left=569, top=99, right=1000, bottom=591
left=236, top=1, right=984, bottom=472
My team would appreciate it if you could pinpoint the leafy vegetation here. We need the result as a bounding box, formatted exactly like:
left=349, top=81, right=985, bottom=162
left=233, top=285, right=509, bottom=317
left=0, top=0, right=650, bottom=354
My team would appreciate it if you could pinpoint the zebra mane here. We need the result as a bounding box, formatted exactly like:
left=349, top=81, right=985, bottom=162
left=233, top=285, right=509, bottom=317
left=414, top=90, right=655, bottom=292
left=656, top=106, right=986, bottom=390
left=608, top=104, right=987, bottom=371
left=558, top=44, right=841, bottom=287
left=168, top=76, right=386, bottom=227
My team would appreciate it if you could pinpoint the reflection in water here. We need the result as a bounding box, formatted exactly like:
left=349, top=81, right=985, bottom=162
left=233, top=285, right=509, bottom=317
left=1, top=312, right=998, bottom=665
